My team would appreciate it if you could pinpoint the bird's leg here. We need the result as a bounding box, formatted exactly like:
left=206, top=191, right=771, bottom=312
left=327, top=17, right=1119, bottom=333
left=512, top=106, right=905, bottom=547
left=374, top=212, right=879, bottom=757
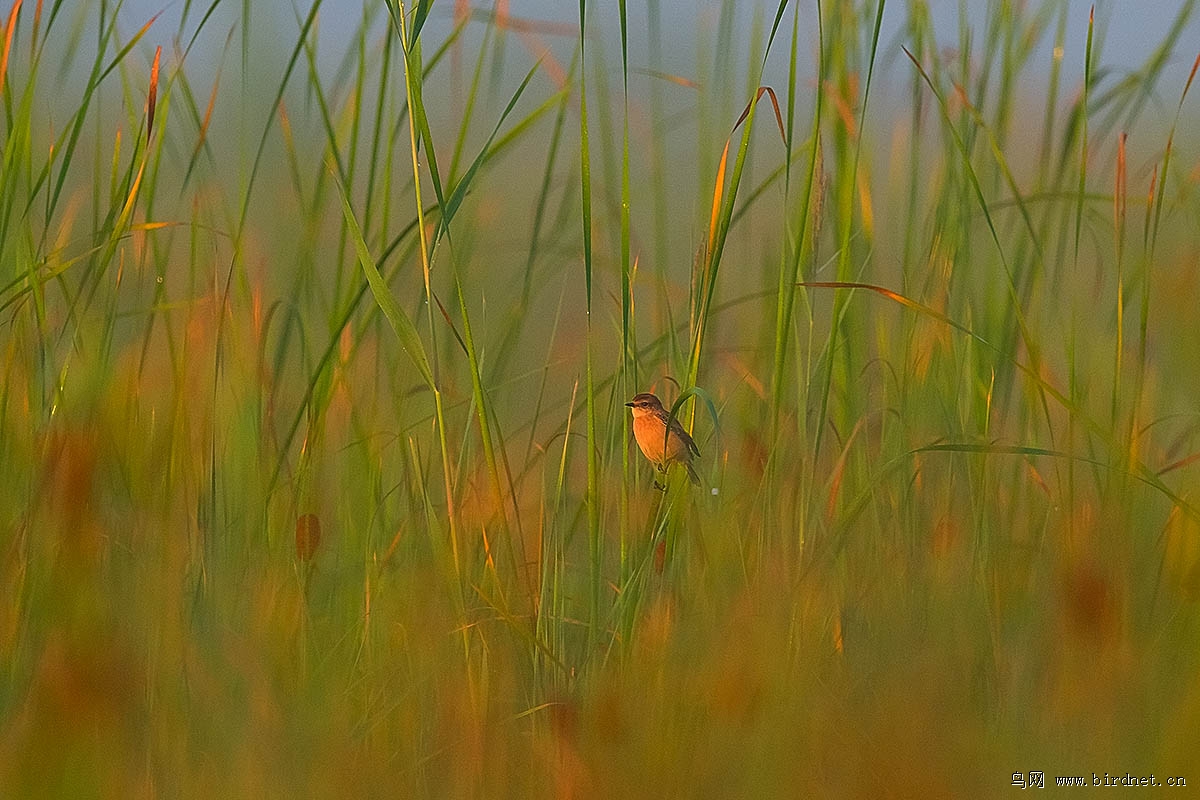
left=653, top=463, right=667, bottom=491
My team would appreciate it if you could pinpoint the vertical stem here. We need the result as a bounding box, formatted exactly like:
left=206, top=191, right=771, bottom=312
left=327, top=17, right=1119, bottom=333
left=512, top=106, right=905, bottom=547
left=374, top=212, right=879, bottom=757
left=578, top=0, right=602, bottom=658
left=396, top=0, right=464, bottom=627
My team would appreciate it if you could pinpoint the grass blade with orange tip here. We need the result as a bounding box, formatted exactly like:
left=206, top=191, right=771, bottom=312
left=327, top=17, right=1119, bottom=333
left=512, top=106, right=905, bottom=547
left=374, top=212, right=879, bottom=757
left=0, top=0, right=20, bottom=97
left=145, top=45, right=160, bottom=143
left=687, top=85, right=786, bottom=393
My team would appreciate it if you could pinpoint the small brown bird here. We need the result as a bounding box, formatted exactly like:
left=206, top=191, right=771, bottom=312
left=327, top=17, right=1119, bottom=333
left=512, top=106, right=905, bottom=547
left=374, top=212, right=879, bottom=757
left=625, top=392, right=701, bottom=486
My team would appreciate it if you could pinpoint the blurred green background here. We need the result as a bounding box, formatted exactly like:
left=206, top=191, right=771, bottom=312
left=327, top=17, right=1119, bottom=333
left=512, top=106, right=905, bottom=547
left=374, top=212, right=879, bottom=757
left=2, top=0, right=1199, bottom=796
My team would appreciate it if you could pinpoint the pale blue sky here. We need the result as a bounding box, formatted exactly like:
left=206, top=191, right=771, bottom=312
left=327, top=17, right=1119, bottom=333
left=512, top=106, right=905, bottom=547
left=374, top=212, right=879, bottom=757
left=79, top=0, right=1198, bottom=145
left=113, top=0, right=1198, bottom=81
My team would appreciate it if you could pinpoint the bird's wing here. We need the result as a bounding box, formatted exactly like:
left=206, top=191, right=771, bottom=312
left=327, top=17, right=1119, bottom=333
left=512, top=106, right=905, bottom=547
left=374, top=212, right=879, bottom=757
left=673, top=422, right=700, bottom=457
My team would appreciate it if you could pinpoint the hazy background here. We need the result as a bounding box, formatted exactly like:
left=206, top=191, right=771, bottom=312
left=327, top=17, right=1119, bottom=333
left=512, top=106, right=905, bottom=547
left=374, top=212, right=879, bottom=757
left=6, top=1, right=1200, bottom=795
left=113, top=1, right=1200, bottom=80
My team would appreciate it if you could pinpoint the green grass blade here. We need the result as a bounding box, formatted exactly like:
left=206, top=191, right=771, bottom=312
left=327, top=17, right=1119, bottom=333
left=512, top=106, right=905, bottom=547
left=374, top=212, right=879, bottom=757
left=332, top=166, right=435, bottom=392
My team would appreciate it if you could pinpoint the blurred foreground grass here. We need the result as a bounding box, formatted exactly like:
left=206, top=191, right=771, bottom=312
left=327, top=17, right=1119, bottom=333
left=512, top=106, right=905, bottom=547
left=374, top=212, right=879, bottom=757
left=2, top=0, right=1200, bottom=796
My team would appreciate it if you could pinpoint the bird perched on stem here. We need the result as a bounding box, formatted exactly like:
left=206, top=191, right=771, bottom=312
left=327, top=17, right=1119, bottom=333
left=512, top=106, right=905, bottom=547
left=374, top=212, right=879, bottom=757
left=625, top=392, right=701, bottom=487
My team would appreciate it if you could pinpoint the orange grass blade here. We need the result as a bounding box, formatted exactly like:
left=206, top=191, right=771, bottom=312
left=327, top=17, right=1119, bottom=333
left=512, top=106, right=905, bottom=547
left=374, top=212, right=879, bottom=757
left=707, top=139, right=731, bottom=258
left=433, top=291, right=470, bottom=357
left=115, top=161, right=146, bottom=236
left=631, top=67, right=699, bottom=90
left=798, top=281, right=994, bottom=347
left=1183, top=50, right=1200, bottom=102
left=146, top=45, right=160, bottom=142
left=707, top=86, right=785, bottom=261
left=1158, top=452, right=1200, bottom=477
left=0, top=0, right=20, bottom=95
left=827, top=417, right=866, bottom=520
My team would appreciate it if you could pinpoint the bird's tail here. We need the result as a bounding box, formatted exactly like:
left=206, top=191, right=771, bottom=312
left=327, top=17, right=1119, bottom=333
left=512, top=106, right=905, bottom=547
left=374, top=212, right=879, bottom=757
left=684, top=461, right=701, bottom=486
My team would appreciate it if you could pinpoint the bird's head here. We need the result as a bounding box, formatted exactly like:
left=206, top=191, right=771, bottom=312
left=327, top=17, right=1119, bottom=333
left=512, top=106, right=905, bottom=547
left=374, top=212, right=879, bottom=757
left=625, top=392, right=665, bottom=417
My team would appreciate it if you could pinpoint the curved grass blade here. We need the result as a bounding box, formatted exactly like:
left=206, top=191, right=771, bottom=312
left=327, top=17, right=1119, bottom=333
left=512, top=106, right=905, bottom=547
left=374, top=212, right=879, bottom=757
left=332, top=164, right=434, bottom=392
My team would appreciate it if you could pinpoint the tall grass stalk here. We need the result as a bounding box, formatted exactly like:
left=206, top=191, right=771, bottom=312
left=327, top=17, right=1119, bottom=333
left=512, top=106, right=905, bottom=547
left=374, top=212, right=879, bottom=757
left=390, top=0, right=465, bottom=665
left=577, top=0, right=602, bottom=660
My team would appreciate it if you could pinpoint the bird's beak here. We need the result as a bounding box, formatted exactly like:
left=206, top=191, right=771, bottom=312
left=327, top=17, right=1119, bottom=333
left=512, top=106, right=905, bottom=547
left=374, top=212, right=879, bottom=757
left=624, top=401, right=634, bottom=407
